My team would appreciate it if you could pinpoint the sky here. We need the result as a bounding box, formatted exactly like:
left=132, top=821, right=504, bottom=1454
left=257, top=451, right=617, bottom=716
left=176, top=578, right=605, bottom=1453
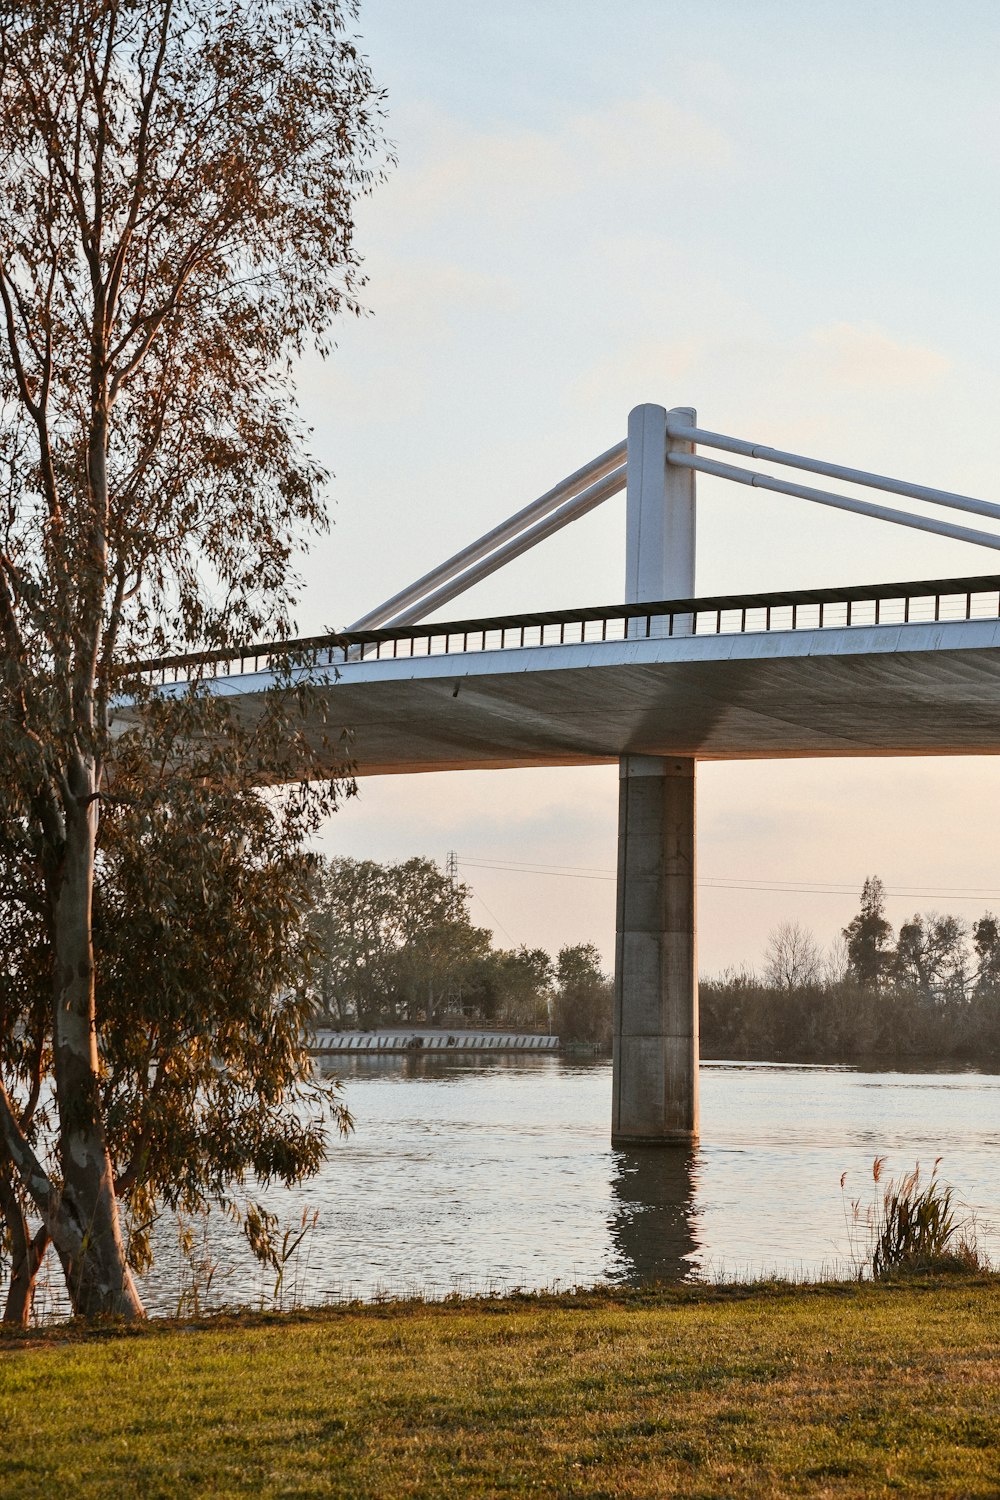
left=291, top=0, right=1000, bottom=973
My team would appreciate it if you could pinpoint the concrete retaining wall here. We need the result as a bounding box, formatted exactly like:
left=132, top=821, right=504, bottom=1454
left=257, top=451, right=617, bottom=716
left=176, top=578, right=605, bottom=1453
left=311, top=1029, right=560, bottom=1054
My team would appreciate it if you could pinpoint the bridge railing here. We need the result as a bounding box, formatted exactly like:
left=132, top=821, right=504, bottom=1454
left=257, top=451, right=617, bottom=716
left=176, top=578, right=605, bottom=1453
left=130, top=572, right=1000, bottom=685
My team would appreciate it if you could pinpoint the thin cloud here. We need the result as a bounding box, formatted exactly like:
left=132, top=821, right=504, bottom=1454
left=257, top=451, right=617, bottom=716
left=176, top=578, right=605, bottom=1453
left=375, top=94, right=735, bottom=230
left=806, top=322, right=952, bottom=391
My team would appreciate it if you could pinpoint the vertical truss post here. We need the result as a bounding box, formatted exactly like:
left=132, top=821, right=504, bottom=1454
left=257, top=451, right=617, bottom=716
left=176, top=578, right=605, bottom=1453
left=625, top=404, right=696, bottom=635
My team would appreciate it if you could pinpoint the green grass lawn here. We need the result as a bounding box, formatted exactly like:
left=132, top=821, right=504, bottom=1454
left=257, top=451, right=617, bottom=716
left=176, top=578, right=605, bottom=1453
left=2, top=1279, right=999, bottom=1498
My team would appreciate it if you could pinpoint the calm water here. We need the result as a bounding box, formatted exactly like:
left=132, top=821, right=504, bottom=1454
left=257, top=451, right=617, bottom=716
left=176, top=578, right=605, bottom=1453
left=128, top=1056, right=1000, bottom=1316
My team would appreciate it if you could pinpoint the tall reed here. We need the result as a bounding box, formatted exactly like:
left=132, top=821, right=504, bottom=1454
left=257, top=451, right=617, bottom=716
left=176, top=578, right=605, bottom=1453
left=843, top=1156, right=982, bottom=1279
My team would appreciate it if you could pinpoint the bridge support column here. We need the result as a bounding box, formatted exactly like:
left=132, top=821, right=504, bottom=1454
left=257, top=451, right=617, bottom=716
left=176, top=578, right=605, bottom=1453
left=613, top=402, right=698, bottom=1145
left=613, top=755, right=698, bottom=1144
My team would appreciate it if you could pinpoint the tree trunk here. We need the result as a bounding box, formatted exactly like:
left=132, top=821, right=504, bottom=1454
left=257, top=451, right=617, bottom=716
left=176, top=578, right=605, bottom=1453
left=0, top=1170, right=48, bottom=1325
left=50, top=773, right=144, bottom=1319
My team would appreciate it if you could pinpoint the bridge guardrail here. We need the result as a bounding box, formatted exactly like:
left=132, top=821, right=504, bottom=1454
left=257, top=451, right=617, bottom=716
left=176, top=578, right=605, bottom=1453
left=128, top=573, right=1000, bottom=686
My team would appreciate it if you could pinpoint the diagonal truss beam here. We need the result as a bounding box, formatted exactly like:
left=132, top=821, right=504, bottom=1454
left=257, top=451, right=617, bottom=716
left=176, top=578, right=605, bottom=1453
left=350, top=440, right=626, bottom=629
left=367, top=463, right=628, bottom=629
left=669, top=452, right=1000, bottom=553
left=665, top=417, right=1000, bottom=524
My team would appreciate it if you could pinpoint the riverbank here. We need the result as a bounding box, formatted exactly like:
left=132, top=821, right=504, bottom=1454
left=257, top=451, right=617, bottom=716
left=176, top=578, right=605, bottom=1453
left=3, top=1278, right=999, bottom=1497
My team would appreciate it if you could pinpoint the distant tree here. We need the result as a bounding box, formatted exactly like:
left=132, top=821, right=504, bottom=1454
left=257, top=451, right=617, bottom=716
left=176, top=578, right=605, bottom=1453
left=972, top=914, right=1000, bottom=1002
left=314, top=857, right=493, bottom=1026
left=395, top=899, right=494, bottom=1025
left=486, top=946, right=554, bottom=1031
left=892, top=913, right=969, bottom=1004
left=843, top=877, right=894, bottom=992
left=763, top=921, right=822, bottom=992
left=552, top=943, right=612, bottom=1048
left=698, top=965, right=762, bottom=1059
left=701, top=895, right=1000, bottom=1064
left=824, top=932, right=851, bottom=987
left=313, top=859, right=402, bottom=1026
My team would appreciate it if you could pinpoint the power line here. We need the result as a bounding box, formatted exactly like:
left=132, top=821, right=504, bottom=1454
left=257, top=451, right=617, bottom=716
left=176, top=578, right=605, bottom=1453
left=461, top=856, right=616, bottom=876
left=466, top=883, right=517, bottom=946
left=457, top=856, right=1000, bottom=905
left=461, top=858, right=614, bottom=882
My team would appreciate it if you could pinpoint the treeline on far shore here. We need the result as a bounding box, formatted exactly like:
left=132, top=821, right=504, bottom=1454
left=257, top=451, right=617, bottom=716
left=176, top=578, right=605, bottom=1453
left=702, top=876, right=1000, bottom=1064
left=700, top=971, right=1000, bottom=1063
left=313, top=862, right=1000, bottom=1062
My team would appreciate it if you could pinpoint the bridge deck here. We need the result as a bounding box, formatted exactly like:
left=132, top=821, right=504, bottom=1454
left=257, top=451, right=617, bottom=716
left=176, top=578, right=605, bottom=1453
left=202, top=615, right=1000, bottom=773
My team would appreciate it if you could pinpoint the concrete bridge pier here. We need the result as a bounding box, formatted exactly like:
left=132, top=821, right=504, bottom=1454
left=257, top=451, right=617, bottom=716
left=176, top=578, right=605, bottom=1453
left=612, top=754, right=698, bottom=1143
left=612, top=404, right=699, bottom=1145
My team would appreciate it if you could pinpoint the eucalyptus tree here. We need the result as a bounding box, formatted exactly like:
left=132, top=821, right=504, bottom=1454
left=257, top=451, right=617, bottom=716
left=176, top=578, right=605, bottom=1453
left=0, top=0, right=387, bottom=1318
left=1, top=689, right=354, bottom=1325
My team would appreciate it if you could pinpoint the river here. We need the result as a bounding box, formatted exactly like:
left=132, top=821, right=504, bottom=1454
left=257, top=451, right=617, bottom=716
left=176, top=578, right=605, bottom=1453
left=119, top=1055, right=1000, bottom=1317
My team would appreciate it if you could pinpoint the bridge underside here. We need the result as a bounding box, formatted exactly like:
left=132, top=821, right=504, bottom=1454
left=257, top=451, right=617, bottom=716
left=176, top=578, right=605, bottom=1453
left=207, top=620, right=1000, bottom=775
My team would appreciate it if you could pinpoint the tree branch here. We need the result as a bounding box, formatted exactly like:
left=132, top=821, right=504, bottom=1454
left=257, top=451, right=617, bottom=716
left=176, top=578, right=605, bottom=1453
left=0, top=1078, right=55, bottom=1224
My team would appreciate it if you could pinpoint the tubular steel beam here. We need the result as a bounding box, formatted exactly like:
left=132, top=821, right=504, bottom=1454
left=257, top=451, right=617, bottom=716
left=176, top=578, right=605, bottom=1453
left=370, top=462, right=627, bottom=628
left=669, top=451, right=1000, bottom=553
left=665, top=417, right=1000, bottom=525
left=349, top=439, right=627, bottom=630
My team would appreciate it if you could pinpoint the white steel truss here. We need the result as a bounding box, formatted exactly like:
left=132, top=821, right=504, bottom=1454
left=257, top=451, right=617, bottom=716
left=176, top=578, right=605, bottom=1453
left=350, top=404, right=1000, bottom=631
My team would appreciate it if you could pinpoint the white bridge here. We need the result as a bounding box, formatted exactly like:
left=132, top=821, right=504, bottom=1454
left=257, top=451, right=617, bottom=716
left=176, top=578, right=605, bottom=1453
left=137, top=405, right=1000, bottom=1146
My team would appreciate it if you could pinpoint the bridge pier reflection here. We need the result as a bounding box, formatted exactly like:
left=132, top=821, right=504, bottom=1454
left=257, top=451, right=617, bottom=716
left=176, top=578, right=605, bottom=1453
left=607, top=1145, right=700, bottom=1285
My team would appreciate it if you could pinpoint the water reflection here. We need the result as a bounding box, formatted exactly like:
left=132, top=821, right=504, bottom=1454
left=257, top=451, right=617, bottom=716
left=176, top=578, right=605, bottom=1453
left=120, top=1058, right=1000, bottom=1313
left=607, top=1146, right=700, bottom=1284
left=315, top=1050, right=542, bottom=1083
